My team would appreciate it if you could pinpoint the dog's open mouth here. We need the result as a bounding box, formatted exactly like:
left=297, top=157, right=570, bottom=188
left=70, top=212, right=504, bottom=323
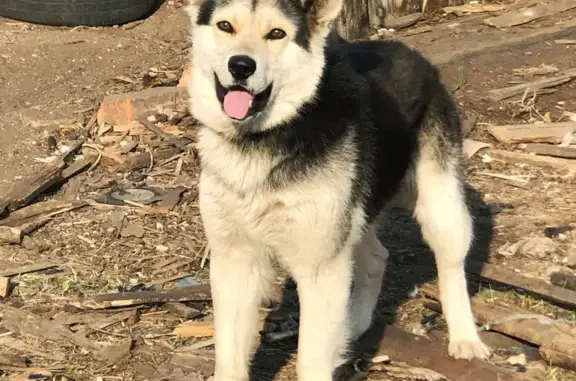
left=215, top=74, right=273, bottom=121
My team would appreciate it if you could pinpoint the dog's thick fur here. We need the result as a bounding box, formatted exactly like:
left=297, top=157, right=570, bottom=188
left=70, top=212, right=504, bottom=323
left=185, top=0, right=491, bottom=379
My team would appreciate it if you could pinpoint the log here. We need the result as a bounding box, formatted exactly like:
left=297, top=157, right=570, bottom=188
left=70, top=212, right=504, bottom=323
left=524, top=144, right=576, bottom=159
left=71, top=284, right=212, bottom=309
left=466, top=260, right=576, bottom=309
left=481, top=148, right=576, bottom=171
left=487, top=122, right=576, bottom=144
left=422, top=284, right=576, bottom=372
left=485, top=68, right=576, bottom=101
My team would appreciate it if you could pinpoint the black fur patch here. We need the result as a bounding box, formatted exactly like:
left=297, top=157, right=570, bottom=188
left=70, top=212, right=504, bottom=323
left=225, top=39, right=461, bottom=228
left=276, top=0, right=311, bottom=50
left=197, top=0, right=217, bottom=25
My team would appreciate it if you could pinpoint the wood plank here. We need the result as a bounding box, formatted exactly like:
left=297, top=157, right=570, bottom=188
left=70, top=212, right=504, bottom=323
left=485, top=68, right=576, bottom=101
left=482, top=148, right=576, bottom=171
left=466, top=260, right=576, bottom=309
left=71, top=284, right=212, bottom=309
left=484, top=0, right=576, bottom=28
left=0, top=262, right=59, bottom=277
left=524, top=143, right=576, bottom=159
left=369, top=324, right=535, bottom=381
left=487, top=122, right=576, bottom=144
left=428, top=18, right=576, bottom=65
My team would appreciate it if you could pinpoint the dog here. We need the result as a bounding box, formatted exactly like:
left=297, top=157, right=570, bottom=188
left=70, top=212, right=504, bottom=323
left=184, top=0, right=491, bottom=379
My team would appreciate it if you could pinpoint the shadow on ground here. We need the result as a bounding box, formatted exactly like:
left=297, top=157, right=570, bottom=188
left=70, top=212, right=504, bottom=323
left=250, top=184, right=494, bottom=380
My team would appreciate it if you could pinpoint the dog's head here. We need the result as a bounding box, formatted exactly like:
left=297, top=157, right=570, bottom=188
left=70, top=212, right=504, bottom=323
left=186, top=0, right=343, bottom=137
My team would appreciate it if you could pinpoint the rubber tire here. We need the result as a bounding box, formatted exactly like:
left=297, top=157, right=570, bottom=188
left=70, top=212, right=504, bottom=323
left=0, top=0, right=165, bottom=27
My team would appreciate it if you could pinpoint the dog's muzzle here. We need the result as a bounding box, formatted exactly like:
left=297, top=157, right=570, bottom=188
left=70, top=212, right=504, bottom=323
left=215, top=74, right=273, bottom=121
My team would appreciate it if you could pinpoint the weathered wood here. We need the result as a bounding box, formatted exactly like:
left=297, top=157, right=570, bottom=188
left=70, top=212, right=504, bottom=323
left=465, top=260, right=576, bottom=309
left=384, top=12, right=422, bottom=29
left=524, top=143, right=576, bottom=159
left=0, top=262, right=60, bottom=277
left=487, top=122, right=576, bottom=144
left=428, top=18, right=576, bottom=65
left=484, top=0, right=576, bottom=28
left=0, top=161, right=66, bottom=216
left=485, top=68, right=576, bottom=101
left=0, top=226, right=22, bottom=245
left=71, top=284, right=212, bottom=309
left=371, top=324, right=534, bottom=381
left=0, top=200, right=83, bottom=227
left=0, top=304, right=99, bottom=349
left=555, top=39, right=576, bottom=45
left=0, top=141, right=85, bottom=216
left=481, top=148, right=576, bottom=171
left=334, top=0, right=373, bottom=41
left=422, top=284, right=576, bottom=372
left=0, top=277, right=10, bottom=299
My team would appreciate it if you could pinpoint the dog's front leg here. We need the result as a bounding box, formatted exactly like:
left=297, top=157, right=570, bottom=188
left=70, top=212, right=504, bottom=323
left=287, top=249, right=354, bottom=381
left=210, top=244, right=273, bottom=381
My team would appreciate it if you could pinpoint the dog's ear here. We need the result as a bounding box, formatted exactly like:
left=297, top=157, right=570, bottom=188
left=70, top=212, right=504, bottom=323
left=304, top=0, right=343, bottom=29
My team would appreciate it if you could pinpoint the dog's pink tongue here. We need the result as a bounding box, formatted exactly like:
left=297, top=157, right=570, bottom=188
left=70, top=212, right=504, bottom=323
left=223, top=91, right=254, bottom=120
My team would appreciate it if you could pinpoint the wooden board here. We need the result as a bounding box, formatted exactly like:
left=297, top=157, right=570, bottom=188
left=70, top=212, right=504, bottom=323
left=488, top=122, right=576, bottom=144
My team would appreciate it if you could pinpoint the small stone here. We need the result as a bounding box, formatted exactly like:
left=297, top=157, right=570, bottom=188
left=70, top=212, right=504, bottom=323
left=518, top=237, right=559, bottom=259
left=156, top=244, right=169, bottom=252
left=550, top=269, right=576, bottom=291
left=120, top=223, right=145, bottom=238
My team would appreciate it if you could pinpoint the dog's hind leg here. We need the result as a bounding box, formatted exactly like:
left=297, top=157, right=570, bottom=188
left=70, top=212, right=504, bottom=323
left=209, top=243, right=275, bottom=381
left=412, top=138, right=491, bottom=361
left=348, top=226, right=389, bottom=341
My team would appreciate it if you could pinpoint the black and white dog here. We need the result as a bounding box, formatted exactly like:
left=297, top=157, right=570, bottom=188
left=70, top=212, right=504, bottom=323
left=184, top=0, right=491, bottom=379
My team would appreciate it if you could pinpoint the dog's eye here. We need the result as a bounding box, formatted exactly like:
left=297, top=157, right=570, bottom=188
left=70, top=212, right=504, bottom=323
left=266, top=28, right=286, bottom=40
left=216, top=21, right=235, bottom=34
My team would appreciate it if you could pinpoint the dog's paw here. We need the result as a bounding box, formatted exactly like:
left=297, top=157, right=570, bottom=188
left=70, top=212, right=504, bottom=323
left=448, top=339, right=491, bottom=361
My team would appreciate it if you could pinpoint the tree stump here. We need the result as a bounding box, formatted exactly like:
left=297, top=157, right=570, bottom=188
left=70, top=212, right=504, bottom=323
left=334, top=0, right=464, bottom=40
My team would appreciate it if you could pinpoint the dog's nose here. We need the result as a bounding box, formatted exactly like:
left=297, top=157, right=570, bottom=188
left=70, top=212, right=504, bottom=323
left=228, top=55, right=257, bottom=80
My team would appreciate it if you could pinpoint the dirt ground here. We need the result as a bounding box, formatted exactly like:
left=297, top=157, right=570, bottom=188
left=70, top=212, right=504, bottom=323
left=0, top=1, right=575, bottom=381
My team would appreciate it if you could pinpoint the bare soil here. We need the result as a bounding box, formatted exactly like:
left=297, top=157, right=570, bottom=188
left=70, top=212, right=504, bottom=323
left=0, top=1, right=575, bottom=381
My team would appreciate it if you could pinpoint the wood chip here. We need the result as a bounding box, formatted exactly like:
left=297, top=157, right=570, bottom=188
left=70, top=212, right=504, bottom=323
left=94, top=337, right=133, bottom=364
left=443, top=3, right=506, bottom=14
left=485, top=68, right=576, bottom=101
left=464, top=139, right=492, bottom=159
left=0, top=276, right=11, bottom=299
left=555, top=39, right=576, bottom=45
left=487, top=122, right=576, bottom=143
left=524, top=143, right=576, bottom=159
left=163, top=303, right=202, bottom=319
left=484, top=0, right=576, bottom=28
left=173, top=320, right=216, bottom=338
left=71, top=284, right=211, bottom=309
left=0, top=226, right=22, bottom=245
